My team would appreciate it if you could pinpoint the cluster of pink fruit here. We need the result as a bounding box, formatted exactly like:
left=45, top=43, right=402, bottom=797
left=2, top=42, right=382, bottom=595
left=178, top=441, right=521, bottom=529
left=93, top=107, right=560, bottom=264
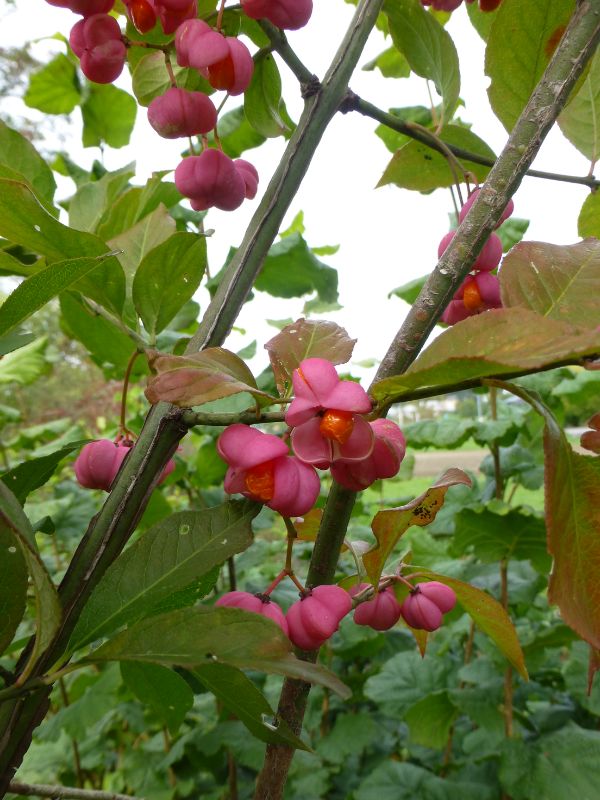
left=216, top=358, right=406, bottom=518
left=45, top=0, right=313, bottom=213
left=421, top=0, right=502, bottom=12
left=439, top=188, right=514, bottom=325
left=216, top=580, right=457, bottom=650
left=74, top=439, right=176, bottom=491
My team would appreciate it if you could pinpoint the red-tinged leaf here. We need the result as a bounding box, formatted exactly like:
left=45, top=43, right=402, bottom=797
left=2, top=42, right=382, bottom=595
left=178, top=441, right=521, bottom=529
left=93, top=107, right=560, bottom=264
left=294, top=508, right=323, bottom=543
left=264, top=318, right=356, bottom=394
left=588, top=647, right=600, bottom=695
left=408, top=567, right=528, bottom=679
left=411, top=624, right=429, bottom=657
left=371, top=309, right=600, bottom=406
left=145, top=347, right=275, bottom=407
left=490, top=380, right=600, bottom=651
left=500, top=240, right=600, bottom=329
left=363, top=469, right=471, bottom=585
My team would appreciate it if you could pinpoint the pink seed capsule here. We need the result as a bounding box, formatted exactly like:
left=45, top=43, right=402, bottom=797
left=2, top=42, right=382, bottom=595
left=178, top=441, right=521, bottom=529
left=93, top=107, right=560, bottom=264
left=175, top=150, right=247, bottom=212
left=234, top=159, right=259, bottom=199
left=215, top=591, right=289, bottom=636
left=74, top=440, right=175, bottom=491
left=286, top=585, right=352, bottom=650
left=458, top=188, right=515, bottom=228
left=70, top=14, right=126, bottom=84
left=148, top=88, right=218, bottom=139
left=400, top=581, right=457, bottom=631
left=351, top=584, right=403, bottom=631
left=241, top=0, right=313, bottom=30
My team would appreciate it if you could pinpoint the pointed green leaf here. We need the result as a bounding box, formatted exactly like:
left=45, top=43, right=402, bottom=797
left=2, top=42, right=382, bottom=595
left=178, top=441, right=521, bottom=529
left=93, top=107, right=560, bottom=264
left=485, top=0, right=575, bottom=131
left=500, top=239, right=600, bottom=329
left=132, top=233, right=207, bottom=337
left=363, top=469, right=472, bottom=585
left=0, top=337, right=49, bottom=386
left=409, top=567, right=528, bottom=678
left=1, top=440, right=89, bottom=504
left=24, top=53, right=81, bottom=115
left=404, top=691, right=458, bottom=749
left=81, top=84, right=137, bottom=149
left=68, top=164, right=135, bottom=233
left=194, top=662, right=311, bottom=750
left=384, top=0, right=460, bottom=126
left=0, top=254, right=117, bottom=338
left=0, top=121, right=56, bottom=206
left=131, top=51, right=213, bottom=107
left=0, top=481, right=61, bottom=677
left=578, top=191, right=600, bottom=239
left=244, top=52, right=289, bottom=138
left=254, top=233, right=338, bottom=302
left=85, top=606, right=351, bottom=698
left=0, top=180, right=125, bottom=315
left=69, top=501, right=258, bottom=652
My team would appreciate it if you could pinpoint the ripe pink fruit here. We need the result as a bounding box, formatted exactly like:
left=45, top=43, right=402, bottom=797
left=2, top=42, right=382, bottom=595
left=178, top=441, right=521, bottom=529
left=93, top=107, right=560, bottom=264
left=215, top=591, right=289, bottom=636
left=441, top=272, right=501, bottom=325
left=148, top=88, right=217, bottom=138
left=458, top=188, right=515, bottom=228
left=175, top=20, right=254, bottom=96
left=331, top=418, right=406, bottom=492
left=175, top=150, right=246, bottom=211
left=351, top=584, right=403, bottom=631
left=70, top=14, right=126, bottom=84
left=154, top=0, right=197, bottom=34
left=400, top=581, right=457, bottom=632
left=47, top=0, right=115, bottom=15
left=286, top=585, right=352, bottom=650
left=217, top=424, right=320, bottom=517
left=241, top=0, right=313, bottom=30
left=75, top=440, right=175, bottom=492
left=124, top=0, right=157, bottom=34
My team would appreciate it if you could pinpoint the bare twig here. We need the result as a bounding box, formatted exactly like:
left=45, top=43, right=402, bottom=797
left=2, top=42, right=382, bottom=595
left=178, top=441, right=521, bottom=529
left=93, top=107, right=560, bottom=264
left=8, top=782, right=143, bottom=800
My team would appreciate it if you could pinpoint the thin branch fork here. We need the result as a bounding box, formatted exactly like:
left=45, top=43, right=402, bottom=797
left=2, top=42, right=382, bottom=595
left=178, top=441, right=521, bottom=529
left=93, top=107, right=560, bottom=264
left=8, top=782, right=143, bottom=800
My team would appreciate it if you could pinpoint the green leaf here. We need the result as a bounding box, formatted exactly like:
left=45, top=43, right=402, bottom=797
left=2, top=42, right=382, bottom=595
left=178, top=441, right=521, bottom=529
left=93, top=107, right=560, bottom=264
left=0, top=440, right=89, bottom=504
left=24, top=53, right=81, bottom=114
left=363, top=46, right=411, bottom=79
left=244, top=52, right=289, bottom=138
left=210, top=106, right=266, bottom=158
left=0, top=332, right=36, bottom=357
left=0, top=481, right=61, bottom=678
left=411, top=567, right=528, bottom=678
left=485, top=0, right=575, bottom=131
left=0, top=336, right=49, bottom=386
left=578, top=191, right=600, bottom=238
left=404, top=691, right=458, bottom=749
left=0, top=254, right=117, bottom=338
left=131, top=51, right=213, bottom=107
left=255, top=233, right=338, bottom=302
left=496, top=217, right=530, bottom=252
left=356, top=761, right=496, bottom=800
left=500, top=239, right=600, bottom=329
left=466, top=0, right=499, bottom=41
left=378, top=124, right=495, bottom=192
left=145, top=347, right=272, bottom=407
left=497, top=383, right=600, bottom=650
left=132, top=233, right=207, bottom=337
left=388, top=274, right=427, bottom=304
left=59, top=293, right=140, bottom=372
left=0, top=180, right=125, bottom=316
left=402, top=417, right=475, bottom=449
left=375, top=105, right=440, bottom=153
left=121, top=661, right=194, bottom=735
left=68, top=163, right=136, bottom=233
left=558, top=49, right=600, bottom=161
left=85, top=606, right=351, bottom=698
left=264, top=318, right=356, bottom=394
left=450, top=506, right=551, bottom=573
left=81, top=83, right=137, bottom=149
left=193, top=662, right=311, bottom=750
left=365, top=650, right=451, bottom=716
left=384, top=0, right=460, bottom=126
left=363, top=469, right=472, bottom=585
left=0, top=121, right=56, bottom=206
left=371, top=309, right=600, bottom=405
left=96, top=177, right=182, bottom=240
left=69, top=501, right=258, bottom=652
left=499, top=724, right=600, bottom=800
left=0, top=524, right=28, bottom=654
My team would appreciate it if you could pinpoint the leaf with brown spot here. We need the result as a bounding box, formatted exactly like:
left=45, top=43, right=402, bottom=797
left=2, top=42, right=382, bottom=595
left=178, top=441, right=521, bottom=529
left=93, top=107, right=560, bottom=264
left=407, top=568, right=528, bottom=679
left=500, top=240, right=600, bottom=329
left=363, top=469, right=471, bottom=586
left=264, top=318, right=356, bottom=394
left=145, top=347, right=275, bottom=407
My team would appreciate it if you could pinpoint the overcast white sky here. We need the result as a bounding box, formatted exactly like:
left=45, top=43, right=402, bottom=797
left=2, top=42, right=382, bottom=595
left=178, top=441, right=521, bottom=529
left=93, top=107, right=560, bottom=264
left=0, top=1, right=593, bottom=378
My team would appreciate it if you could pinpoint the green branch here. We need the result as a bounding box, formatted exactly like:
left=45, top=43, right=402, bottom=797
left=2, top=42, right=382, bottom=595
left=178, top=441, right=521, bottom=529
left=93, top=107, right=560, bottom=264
left=8, top=782, right=143, bottom=800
